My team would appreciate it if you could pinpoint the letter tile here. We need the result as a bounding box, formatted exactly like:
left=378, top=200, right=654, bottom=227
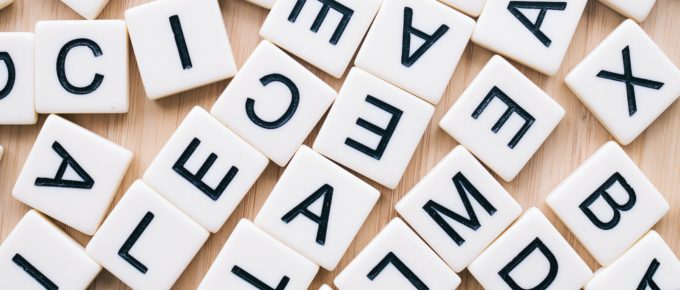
left=60, top=0, right=111, bottom=19
left=334, top=218, right=461, bottom=290
left=395, top=145, right=522, bottom=272
left=0, top=33, right=36, bottom=124
left=260, top=0, right=383, bottom=78
left=0, top=210, right=101, bottom=290
left=254, top=146, right=379, bottom=270
left=546, top=141, right=669, bottom=266
left=211, top=41, right=336, bottom=166
left=585, top=231, right=680, bottom=289
left=313, top=67, right=434, bottom=189
left=355, top=0, right=475, bottom=104
left=143, top=106, right=268, bottom=233
left=598, top=0, right=657, bottom=22
left=471, top=0, right=587, bottom=75
left=468, top=208, right=593, bottom=290
left=0, top=0, right=12, bottom=9
left=197, top=219, right=319, bottom=290
left=12, top=114, right=133, bottom=235
left=565, top=20, right=680, bottom=145
left=125, top=0, right=237, bottom=99
left=86, top=180, right=210, bottom=290
left=439, top=55, right=564, bottom=181
left=438, top=0, right=486, bottom=17
left=245, top=0, right=275, bottom=9
left=34, top=20, right=128, bottom=113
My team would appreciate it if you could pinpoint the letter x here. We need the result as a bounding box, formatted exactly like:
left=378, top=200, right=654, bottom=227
left=597, top=46, right=664, bottom=116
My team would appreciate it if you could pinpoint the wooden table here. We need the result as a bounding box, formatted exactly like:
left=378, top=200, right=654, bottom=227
left=1, top=0, right=679, bottom=289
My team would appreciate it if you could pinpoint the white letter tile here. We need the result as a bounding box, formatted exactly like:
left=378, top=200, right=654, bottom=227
left=254, top=146, right=379, bottom=270
left=197, top=219, right=319, bottom=290
left=355, top=0, right=475, bottom=104
left=471, top=0, right=588, bottom=75
left=313, top=67, right=434, bottom=189
left=585, top=231, right=680, bottom=290
left=546, top=141, right=669, bottom=266
left=125, top=0, right=237, bottom=99
left=13, top=114, right=133, bottom=235
left=439, top=55, right=564, bottom=181
left=0, top=210, right=101, bottom=290
left=395, top=145, right=523, bottom=272
left=35, top=20, right=128, bottom=114
left=86, top=180, right=209, bottom=290
left=598, top=0, right=657, bottom=22
left=144, top=106, right=268, bottom=233
left=211, top=40, right=336, bottom=166
left=334, top=218, right=461, bottom=290
left=468, top=208, right=593, bottom=290
left=60, top=0, right=110, bottom=20
left=564, top=19, right=680, bottom=145
left=260, top=0, right=383, bottom=78
left=0, top=33, right=36, bottom=125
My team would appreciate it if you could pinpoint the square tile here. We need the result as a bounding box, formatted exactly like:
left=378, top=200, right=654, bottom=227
left=313, top=67, right=434, bottom=189
left=197, top=219, right=319, bottom=290
left=245, top=0, right=275, bottom=9
left=468, top=208, right=593, bottom=290
left=355, top=0, right=475, bottom=104
left=0, top=210, right=101, bottom=290
left=35, top=20, right=128, bottom=113
left=439, top=55, right=564, bottom=181
left=0, top=0, right=12, bottom=9
left=13, top=114, right=133, bottom=235
left=395, top=145, right=522, bottom=272
left=546, top=141, right=669, bottom=266
left=211, top=40, right=336, bottom=166
left=125, top=0, right=237, bottom=99
left=334, top=218, right=461, bottom=290
left=260, top=0, right=383, bottom=78
left=254, top=146, right=379, bottom=270
left=565, top=19, right=680, bottom=145
left=585, top=231, right=680, bottom=290
left=144, top=106, right=268, bottom=233
left=438, top=0, right=486, bottom=17
left=598, top=0, right=657, bottom=22
left=61, top=0, right=110, bottom=19
left=86, top=180, right=210, bottom=290
left=472, top=0, right=588, bottom=75
left=0, top=33, right=36, bottom=124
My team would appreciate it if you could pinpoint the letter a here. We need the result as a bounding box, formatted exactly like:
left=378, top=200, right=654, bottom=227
left=35, top=141, right=95, bottom=189
left=401, top=7, right=449, bottom=67
left=281, top=184, right=333, bottom=245
left=507, top=1, right=567, bottom=47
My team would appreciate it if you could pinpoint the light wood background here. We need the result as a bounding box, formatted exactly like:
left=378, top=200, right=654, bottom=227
left=0, top=0, right=679, bottom=289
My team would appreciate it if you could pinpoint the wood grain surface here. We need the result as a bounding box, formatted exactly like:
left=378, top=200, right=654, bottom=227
left=0, top=0, right=679, bottom=289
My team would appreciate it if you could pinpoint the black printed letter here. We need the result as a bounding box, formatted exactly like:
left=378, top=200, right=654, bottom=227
left=169, top=15, right=193, bottom=70
left=288, top=0, right=354, bottom=45
left=173, top=138, right=239, bottom=201
left=0, top=51, right=16, bottom=100
left=499, top=238, right=558, bottom=290
left=367, top=252, right=428, bottom=290
left=246, top=73, right=300, bottom=129
left=13, top=254, right=58, bottom=290
left=507, top=1, right=567, bottom=47
left=472, top=86, right=534, bottom=149
left=35, top=141, right=95, bottom=189
left=281, top=184, right=333, bottom=245
left=401, top=7, right=449, bottom=67
left=597, top=46, right=664, bottom=116
left=579, top=172, right=636, bottom=230
left=345, top=95, right=403, bottom=160
left=56, top=38, right=104, bottom=94
left=232, top=265, right=289, bottom=290
left=119, top=211, right=154, bottom=274
left=423, top=172, right=497, bottom=246
left=637, top=258, right=661, bottom=290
